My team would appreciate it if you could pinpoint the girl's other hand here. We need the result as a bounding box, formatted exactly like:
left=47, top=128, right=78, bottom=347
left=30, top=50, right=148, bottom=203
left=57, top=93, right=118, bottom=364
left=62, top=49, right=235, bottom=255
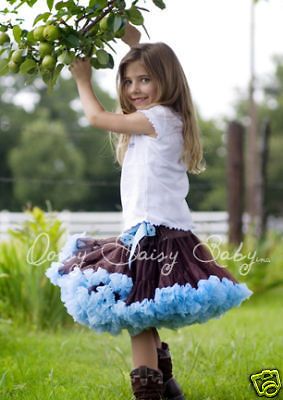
left=69, top=58, right=92, bottom=83
left=121, top=22, right=141, bottom=47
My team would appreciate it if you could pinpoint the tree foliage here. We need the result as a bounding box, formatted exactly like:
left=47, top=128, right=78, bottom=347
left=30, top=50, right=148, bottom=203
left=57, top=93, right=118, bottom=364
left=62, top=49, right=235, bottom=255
left=0, top=82, right=32, bottom=209
left=0, top=71, right=120, bottom=211
left=0, top=0, right=166, bottom=88
left=234, top=55, right=283, bottom=216
left=8, top=117, right=87, bottom=208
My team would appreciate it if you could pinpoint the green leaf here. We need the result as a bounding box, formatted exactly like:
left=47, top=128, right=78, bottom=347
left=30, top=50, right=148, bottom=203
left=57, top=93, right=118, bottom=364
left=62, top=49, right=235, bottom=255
left=126, top=5, right=144, bottom=26
left=63, top=32, right=81, bottom=48
left=40, top=67, right=52, bottom=84
left=52, top=63, right=64, bottom=84
left=106, top=53, right=114, bottom=69
left=19, top=58, right=37, bottom=74
left=105, top=13, right=123, bottom=34
left=47, top=0, right=54, bottom=10
left=94, top=38, right=103, bottom=48
left=96, top=49, right=109, bottom=65
left=13, top=25, right=22, bottom=44
left=55, top=0, right=81, bottom=12
left=95, top=0, right=107, bottom=8
left=27, top=30, right=36, bottom=44
left=41, top=73, right=50, bottom=85
left=0, top=48, right=9, bottom=56
left=33, top=12, right=51, bottom=26
left=58, top=51, right=74, bottom=65
left=115, top=0, right=126, bottom=10
left=0, top=59, right=9, bottom=76
left=113, top=15, right=122, bottom=33
left=27, top=0, right=39, bottom=6
left=87, top=0, right=107, bottom=7
left=55, top=1, right=66, bottom=10
left=152, top=0, right=166, bottom=9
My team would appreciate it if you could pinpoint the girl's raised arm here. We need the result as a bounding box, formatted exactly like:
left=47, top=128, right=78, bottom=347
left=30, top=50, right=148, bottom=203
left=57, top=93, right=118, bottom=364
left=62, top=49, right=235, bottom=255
left=69, top=59, right=156, bottom=137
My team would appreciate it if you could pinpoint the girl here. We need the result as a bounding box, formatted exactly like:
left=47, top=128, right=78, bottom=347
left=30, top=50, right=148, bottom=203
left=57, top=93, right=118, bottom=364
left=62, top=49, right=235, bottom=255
left=46, top=24, right=253, bottom=400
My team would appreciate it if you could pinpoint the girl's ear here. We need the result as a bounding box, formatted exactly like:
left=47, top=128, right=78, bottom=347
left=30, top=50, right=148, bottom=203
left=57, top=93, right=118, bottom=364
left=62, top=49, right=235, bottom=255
left=121, top=22, right=141, bottom=47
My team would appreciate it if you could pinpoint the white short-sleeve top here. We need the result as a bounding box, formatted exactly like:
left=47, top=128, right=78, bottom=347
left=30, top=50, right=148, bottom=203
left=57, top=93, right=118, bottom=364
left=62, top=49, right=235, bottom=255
left=120, top=105, right=195, bottom=232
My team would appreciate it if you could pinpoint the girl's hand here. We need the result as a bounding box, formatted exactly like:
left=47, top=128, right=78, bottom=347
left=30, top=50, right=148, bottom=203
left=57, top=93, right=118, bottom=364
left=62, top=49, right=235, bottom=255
left=69, top=58, right=92, bottom=83
left=121, top=22, right=141, bottom=47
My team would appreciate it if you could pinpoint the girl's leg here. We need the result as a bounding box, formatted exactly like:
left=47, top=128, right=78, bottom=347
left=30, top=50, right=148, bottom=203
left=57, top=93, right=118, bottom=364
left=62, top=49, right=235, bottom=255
left=152, top=327, right=162, bottom=349
left=130, top=328, right=158, bottom=370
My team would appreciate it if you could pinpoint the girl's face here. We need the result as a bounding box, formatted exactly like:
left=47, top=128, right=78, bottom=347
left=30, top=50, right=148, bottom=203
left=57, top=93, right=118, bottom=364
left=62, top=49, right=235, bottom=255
left=123, top=60, right=158, bottom=109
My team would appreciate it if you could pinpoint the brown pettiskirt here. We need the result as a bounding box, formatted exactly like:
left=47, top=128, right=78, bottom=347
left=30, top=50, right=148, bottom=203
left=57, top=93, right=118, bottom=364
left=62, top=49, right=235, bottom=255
left=46, top=224, right=253, bottom=336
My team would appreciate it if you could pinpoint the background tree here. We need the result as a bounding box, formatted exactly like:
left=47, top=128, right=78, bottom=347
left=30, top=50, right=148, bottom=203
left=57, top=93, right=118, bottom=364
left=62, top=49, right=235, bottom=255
left=0, top=81, right=31, bottom=209
left=8, top=117, right=87, bottom=209
left=189, top=117, right=226, bottom=211
left=261, top=55, right=283, bottom=216
left=2, top=52, right=283, bottom=214
left=0, top=71, right=121, bottom=211
left=32, top=74, right=121, bottom=211
left=234, top=54, right=283, bottom=217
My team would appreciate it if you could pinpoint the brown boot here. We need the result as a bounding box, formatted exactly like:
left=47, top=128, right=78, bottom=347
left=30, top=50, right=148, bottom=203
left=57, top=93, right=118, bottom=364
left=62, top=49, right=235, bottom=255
left=157, top=342, right=185, bottom=400
left=130, top=365, right=164, bottom=399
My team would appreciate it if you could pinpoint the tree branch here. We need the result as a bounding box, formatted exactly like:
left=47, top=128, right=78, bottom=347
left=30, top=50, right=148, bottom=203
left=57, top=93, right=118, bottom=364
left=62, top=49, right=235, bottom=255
left=81, top=0, right=116, bottom=34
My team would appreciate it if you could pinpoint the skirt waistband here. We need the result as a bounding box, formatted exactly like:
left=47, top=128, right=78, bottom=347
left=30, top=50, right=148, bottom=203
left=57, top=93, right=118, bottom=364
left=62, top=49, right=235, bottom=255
left=118, top=221, right=156, bottom=269
left=119, top=221, right=192, bottom=269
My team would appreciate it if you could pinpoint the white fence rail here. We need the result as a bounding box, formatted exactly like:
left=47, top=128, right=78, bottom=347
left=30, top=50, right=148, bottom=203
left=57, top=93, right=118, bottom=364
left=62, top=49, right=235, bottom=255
left=0, top=211, right=282, bottom=241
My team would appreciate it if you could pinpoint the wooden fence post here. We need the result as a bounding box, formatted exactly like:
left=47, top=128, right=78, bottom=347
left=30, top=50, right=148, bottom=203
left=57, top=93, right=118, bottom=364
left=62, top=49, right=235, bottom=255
left=258, top=118, right=271, bottom=237
left=227, top=121, right=244, bottom=244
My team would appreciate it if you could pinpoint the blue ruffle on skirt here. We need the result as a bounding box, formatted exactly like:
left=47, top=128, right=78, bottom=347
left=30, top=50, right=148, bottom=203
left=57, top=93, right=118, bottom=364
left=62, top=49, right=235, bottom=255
left=45, top=229, right=253, bottom=336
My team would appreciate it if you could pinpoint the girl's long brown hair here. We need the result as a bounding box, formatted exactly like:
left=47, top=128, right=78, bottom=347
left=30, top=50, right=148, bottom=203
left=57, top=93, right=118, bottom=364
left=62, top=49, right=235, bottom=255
left=109, top=42, right=205, bottom=174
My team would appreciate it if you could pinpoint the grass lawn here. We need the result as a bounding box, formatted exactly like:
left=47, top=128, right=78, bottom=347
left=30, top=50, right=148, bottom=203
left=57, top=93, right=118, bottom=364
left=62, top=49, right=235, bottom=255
left=1, top=287, right=282, bottom=400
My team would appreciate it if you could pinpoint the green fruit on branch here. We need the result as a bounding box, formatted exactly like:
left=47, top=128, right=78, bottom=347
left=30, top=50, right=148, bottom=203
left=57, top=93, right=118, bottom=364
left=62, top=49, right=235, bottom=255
left=11, top=49, right=24, bottom=64
left=99, top=16, right=109, bottom=32
left=39, top=42, right=53, bottom=58
left=96, top=49, right=110, bottom=65
left=0, top=0, right=167, bottom=88
left=41, top=54, right=56, bottom=70
left=8, top=60, right=19, bottom=73
left=43, top=25, right=60, bottom=42
left=0, top=32, right=10, bottom=45
left=33, top=26, right=45, bottom=41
